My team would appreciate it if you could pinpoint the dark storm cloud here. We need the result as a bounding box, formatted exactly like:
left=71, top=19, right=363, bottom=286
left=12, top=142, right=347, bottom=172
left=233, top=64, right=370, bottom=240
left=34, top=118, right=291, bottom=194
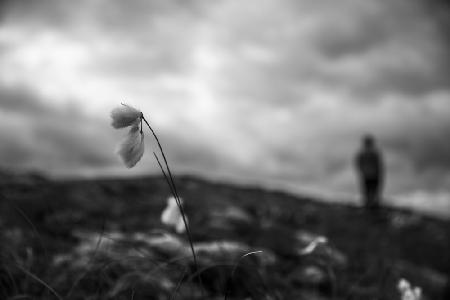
left=305, top=0, right=449, bottom=97
left=0, top=85, right=230, bottom=178
left=200, top=0, right=450, bottom=110
left=322, top=0, right=448, bottom=95
left=385, top=115, right=450, bottom=174
left=0, top=85, right=117, bottom=172
left=0, top=87, right=50, bottom=115
left=0, top=0, right=210, bottom=80
left=0, top=0, right=449, bottom=216
left=0, top=0, right=207, bottom=37
left=5, top=0, right=448, bottom=100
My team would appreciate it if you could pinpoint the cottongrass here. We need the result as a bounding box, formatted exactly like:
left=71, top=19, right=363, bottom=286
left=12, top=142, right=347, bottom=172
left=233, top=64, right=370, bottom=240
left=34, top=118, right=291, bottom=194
left=398, top=278, right=422, bottom=300
left=111, top=103, right=200, bottom=289
left=110, top=103, right=143, bottom=129
left=116, top=120, right=145, bottom=168
left=111, top=104, right=145, bottom=168
left=161, top=196, right=188, bottom=234
left=110, top=103, right=274, bottom=298
left=298, top=236, right=328, bottom=255
left=110, top=103, right=192, bottom=239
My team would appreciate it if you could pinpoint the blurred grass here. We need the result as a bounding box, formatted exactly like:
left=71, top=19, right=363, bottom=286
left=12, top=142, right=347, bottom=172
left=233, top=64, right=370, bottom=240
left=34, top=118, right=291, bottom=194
left=0, top=172, right=449, bottom=299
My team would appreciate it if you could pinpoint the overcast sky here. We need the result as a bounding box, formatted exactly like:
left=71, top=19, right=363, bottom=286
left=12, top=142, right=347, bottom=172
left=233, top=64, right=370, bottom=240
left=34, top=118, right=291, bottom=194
left=0, top=0, right=449, bottom=217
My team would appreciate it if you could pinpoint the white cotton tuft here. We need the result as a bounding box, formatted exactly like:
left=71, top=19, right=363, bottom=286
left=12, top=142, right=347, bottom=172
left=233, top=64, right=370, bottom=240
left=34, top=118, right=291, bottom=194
left=298, top=236, right=328, bottom=255
left=398, top=278, right=422, bottom=300
left=398, top=279, right=410, bottom=292
left=175, top=214, right=187, bottom=234
left=412, top=287, right=422, bottom=299
left=116, top=122, right=145, bottom=168
left=161, top=196, right=187, bottom=234
left=111, top=104, right=142, bottom=129
left=161, top=197, right=179, bottom=225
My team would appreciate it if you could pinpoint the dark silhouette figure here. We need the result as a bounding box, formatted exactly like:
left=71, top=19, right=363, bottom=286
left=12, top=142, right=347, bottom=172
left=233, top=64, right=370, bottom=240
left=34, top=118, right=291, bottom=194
left=355, top=135, right=384, bottom=210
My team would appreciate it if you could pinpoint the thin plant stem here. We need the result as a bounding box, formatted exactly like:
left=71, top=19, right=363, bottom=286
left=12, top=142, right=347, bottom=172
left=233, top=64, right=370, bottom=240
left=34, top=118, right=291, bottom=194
left=152, top=152, right=198, bottom=271
left=152, top=153, right=178, bottom=205
left=142, top=117, right=181, bottom=201
left=142, top=117, right=198, bottom=271
left=224, top=251, right=263, bottom=300
left=170, top=266, right=189, bottom=300
left=10, top=203, right=49, bottom=262
left=66, top=221, right=106, bottom=299
left=16, top=265, right=63, bottom=300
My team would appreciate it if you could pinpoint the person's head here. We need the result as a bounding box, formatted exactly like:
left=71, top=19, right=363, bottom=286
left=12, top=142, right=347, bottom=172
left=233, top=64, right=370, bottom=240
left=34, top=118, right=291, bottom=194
left=363, top=134, right=375, bottom=149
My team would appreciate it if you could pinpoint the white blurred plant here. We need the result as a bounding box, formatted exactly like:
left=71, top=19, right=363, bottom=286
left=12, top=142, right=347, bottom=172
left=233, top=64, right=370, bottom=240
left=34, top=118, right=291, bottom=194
left=298, top=236, right=328, bottom=255
left=110, top=103, right=198, bottom=268
left=161, top=196, right=187, bottom=234
left=111, top=103, right=143, bottom=129
left=111, top=104, right=145, bottom=168
left=398, top=278, right=422, bottom=300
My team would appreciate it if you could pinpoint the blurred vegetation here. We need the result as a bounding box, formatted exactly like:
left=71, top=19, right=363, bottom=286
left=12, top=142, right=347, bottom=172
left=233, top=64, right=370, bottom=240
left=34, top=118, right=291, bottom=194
left=0, top=171, right=449, bottom=299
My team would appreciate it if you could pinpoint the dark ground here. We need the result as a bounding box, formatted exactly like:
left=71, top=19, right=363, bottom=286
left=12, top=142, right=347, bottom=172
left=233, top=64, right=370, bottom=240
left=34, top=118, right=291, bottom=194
left=0, top=170, right=449, bottom=299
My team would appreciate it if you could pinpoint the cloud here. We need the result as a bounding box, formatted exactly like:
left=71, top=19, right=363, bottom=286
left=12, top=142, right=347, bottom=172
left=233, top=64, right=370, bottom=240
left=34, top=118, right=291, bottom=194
left=0, top=0, right=449, bottom=216
left=0, top=84, right=117, bottom=173
left=2, top=0, right=448, bottom=102
left=380, top=95, right=450, bottom=192
left=0, top=86, right=50, bottom=115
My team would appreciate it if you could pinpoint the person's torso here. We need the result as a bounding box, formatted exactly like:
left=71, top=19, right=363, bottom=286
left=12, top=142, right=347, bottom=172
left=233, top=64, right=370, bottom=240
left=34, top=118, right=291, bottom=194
left=358, top=150, right=380, bottom=179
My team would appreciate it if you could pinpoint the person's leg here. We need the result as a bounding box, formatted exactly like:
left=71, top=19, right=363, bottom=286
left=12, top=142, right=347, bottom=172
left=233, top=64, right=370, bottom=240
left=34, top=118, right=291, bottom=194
left=371, top=179, right=380, bottom=209
left=362, top=178, right=371, bottom=209
left=365, top=179, right=378, bottom=210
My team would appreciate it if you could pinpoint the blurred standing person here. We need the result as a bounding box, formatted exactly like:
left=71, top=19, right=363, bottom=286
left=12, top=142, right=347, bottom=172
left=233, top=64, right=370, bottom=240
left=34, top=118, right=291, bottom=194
left=355, top=135, right=384, bottom=210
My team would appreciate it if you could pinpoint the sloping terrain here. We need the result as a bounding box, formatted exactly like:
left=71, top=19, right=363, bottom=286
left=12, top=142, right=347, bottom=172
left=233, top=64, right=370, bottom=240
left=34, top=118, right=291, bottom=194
left=0, top=171, right=449, bottom=299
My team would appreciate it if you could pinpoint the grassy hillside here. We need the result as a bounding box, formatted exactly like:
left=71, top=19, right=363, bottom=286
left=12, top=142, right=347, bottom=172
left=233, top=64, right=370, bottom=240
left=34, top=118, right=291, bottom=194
left=0, top=172, right=449, bottom=299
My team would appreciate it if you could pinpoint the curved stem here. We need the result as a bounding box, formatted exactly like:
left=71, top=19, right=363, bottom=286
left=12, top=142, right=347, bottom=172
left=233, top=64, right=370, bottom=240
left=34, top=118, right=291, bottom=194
left=152, top=152, right=198, bottom=269
left=142, top=117, right=180, bottom=199
left=142, top=117, right=198, bottom=271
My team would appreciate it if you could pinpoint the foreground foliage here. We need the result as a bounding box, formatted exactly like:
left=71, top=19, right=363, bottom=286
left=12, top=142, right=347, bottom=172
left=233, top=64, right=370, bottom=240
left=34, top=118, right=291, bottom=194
left=0, top=172, right=449, bottom=299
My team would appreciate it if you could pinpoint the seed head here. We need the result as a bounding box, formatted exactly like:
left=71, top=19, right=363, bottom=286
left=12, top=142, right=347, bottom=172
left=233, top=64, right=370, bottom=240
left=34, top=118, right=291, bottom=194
left=116, top=120, right=145, bottom=168
left=111, top=104, right=142, bottom=129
